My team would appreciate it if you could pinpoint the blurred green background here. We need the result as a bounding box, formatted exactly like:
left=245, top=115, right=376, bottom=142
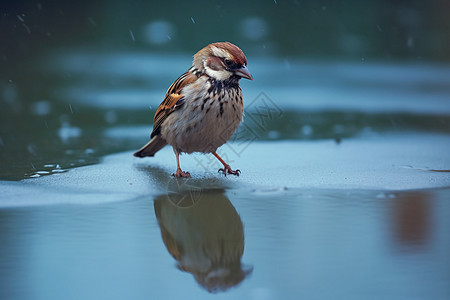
left=2, top=0, right=450, bottom=64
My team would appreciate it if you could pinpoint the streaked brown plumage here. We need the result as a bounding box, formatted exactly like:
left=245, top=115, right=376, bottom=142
left=134, top=42, right=252, bottom=177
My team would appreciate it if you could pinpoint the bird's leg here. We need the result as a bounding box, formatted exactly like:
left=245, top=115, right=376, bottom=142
left=173, top=151, right=191, bottom=178
left=212, top=152, right=240, bottom=176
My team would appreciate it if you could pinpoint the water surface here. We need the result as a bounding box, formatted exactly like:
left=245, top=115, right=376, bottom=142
left=1, top=186, right=449, bottom=300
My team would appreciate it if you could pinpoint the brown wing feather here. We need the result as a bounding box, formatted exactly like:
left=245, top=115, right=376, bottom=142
left=150, top=71, right=198, bottom=138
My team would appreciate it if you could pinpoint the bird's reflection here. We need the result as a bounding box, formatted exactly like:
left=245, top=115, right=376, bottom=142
left=153, top=182, right=252, bottom=293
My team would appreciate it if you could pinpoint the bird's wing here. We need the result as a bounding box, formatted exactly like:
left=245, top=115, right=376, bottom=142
left=150, top=71, right=198, bottom=138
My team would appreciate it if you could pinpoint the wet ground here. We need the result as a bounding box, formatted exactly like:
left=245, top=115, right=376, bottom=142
left=1, top=49, right=450, bottom=299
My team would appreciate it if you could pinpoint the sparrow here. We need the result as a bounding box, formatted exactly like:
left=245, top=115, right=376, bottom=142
left=133, top=42, right=253, bottom=177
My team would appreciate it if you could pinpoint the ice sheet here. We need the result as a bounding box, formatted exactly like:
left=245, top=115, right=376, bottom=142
left=1, top=133, right=449, bottom=207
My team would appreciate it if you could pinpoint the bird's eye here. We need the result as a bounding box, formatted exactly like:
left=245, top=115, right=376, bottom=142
left=224, top=59, right=234, bottom=67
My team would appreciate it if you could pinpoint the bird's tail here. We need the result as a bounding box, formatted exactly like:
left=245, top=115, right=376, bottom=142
left=133, top=135, right=167, bottom=157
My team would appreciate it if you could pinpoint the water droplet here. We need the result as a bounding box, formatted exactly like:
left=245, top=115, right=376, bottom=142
left=242, top=17, right=268, bottom=41
left=104, top=110, right=118, bottom=124
left=284, top=59, right=291, bottom=70
left=31, top=100, right=51, bottom=116
left=301, top=125, right=313, bottom=136
left=22, top=23, right=31, bottom=34
left=129, top=30, right=135, bottom=42
left=88, top=17, right=97, bottom=26
left=27, top=144, right=37, bottom=155
left=407, top=36, right=414, bottom=47
left=333, top=124, right=346, bottom=134
left=142, top=20, right=175, bottom=45
left=58, top=122, right=82, bottom=143
left=268, top=130, right=279, bottom=139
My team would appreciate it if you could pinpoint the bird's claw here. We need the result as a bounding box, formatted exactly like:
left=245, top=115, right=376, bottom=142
left=172, top=169, right=191, bottom=178
left=218, top=165, right=240, bottom=176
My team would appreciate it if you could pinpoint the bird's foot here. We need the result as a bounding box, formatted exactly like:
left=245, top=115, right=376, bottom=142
left=218, top=165, right=241, bottom=176
left=172, top=168, right=191, bottom=178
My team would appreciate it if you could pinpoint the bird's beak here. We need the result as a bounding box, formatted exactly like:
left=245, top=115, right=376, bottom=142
left=235, top=65, right=253, bottom=80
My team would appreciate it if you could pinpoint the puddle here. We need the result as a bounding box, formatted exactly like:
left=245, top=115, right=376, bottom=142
left=1, top=186, right=449, bottom=299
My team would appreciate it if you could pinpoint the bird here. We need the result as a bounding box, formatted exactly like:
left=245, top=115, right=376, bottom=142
left=133, top=42, right=253, bottom=177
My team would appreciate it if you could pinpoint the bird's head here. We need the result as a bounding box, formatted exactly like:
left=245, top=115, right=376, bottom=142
left=193, top=42, right=253, bottom=82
